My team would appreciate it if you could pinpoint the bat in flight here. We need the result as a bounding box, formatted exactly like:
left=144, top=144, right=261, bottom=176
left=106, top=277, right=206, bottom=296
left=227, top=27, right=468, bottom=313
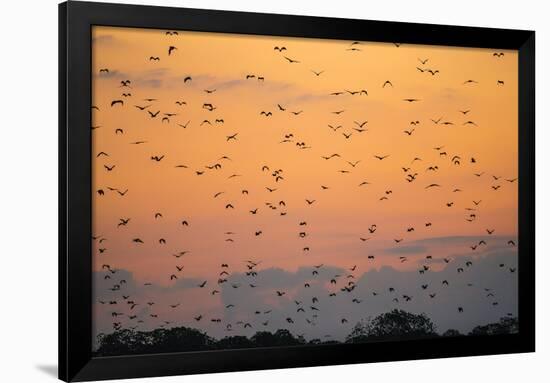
left=283, top=56, right=300, bottom=63
left=425, top=184, right=441, bottom=189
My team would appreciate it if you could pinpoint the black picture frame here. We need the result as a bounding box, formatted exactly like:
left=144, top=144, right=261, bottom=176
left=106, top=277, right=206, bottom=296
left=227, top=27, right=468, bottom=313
left=59, top=1, right=535, bottom=381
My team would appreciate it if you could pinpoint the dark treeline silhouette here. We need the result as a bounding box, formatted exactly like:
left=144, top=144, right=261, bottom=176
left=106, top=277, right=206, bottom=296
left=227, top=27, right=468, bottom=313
left=94, top=310, right=518, bottom=356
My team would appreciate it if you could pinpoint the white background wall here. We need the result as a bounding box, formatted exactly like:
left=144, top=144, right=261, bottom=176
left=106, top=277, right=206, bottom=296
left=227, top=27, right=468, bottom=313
left=0, top=0, right=546, bottom=382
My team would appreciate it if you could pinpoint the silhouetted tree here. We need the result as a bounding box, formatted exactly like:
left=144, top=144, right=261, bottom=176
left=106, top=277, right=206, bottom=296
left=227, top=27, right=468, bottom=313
left=346, top=309, right=437, bottom=343
left=215, top=335, right=253, bottom=349
left=469, top=316, right=518, bottom=336
left=250, top=329, right=305, bottom=347
left=441, top=329, right=463, bottom=337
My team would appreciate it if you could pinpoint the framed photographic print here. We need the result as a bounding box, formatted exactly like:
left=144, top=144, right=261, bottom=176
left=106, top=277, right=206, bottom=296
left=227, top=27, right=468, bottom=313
left=59, top=1, right=535, bottom=381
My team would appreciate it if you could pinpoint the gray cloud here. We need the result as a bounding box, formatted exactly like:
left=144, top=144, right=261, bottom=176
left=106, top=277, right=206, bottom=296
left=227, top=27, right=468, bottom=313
left=93, top=249, right=517, bottom=343
left=93, top=70, right=128, bottom=80
left=383, top=245, right=428, bottom=255
left=171, top=276, right=204, bottom=289
left=131, top=68, right=172, bottom=88
left=92, top=34, right=115, bottom=45
left=206, top=76, right=295, bottom=94
left=217, top=250, right=517, bottom=340
left=412, top=235, right=510, bottom=245
left=135, top=78, right=162, bottom=88
left=93, top=269, right=202, bottom=297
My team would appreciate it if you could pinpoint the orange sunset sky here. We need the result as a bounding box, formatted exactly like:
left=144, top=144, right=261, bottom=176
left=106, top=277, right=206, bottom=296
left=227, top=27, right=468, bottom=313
left=91, top=26, right=519, bottom=344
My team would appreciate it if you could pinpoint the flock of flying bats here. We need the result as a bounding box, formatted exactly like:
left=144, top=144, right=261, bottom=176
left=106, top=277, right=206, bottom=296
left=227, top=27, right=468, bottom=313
left=92, top=31, right=517, bottom=338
